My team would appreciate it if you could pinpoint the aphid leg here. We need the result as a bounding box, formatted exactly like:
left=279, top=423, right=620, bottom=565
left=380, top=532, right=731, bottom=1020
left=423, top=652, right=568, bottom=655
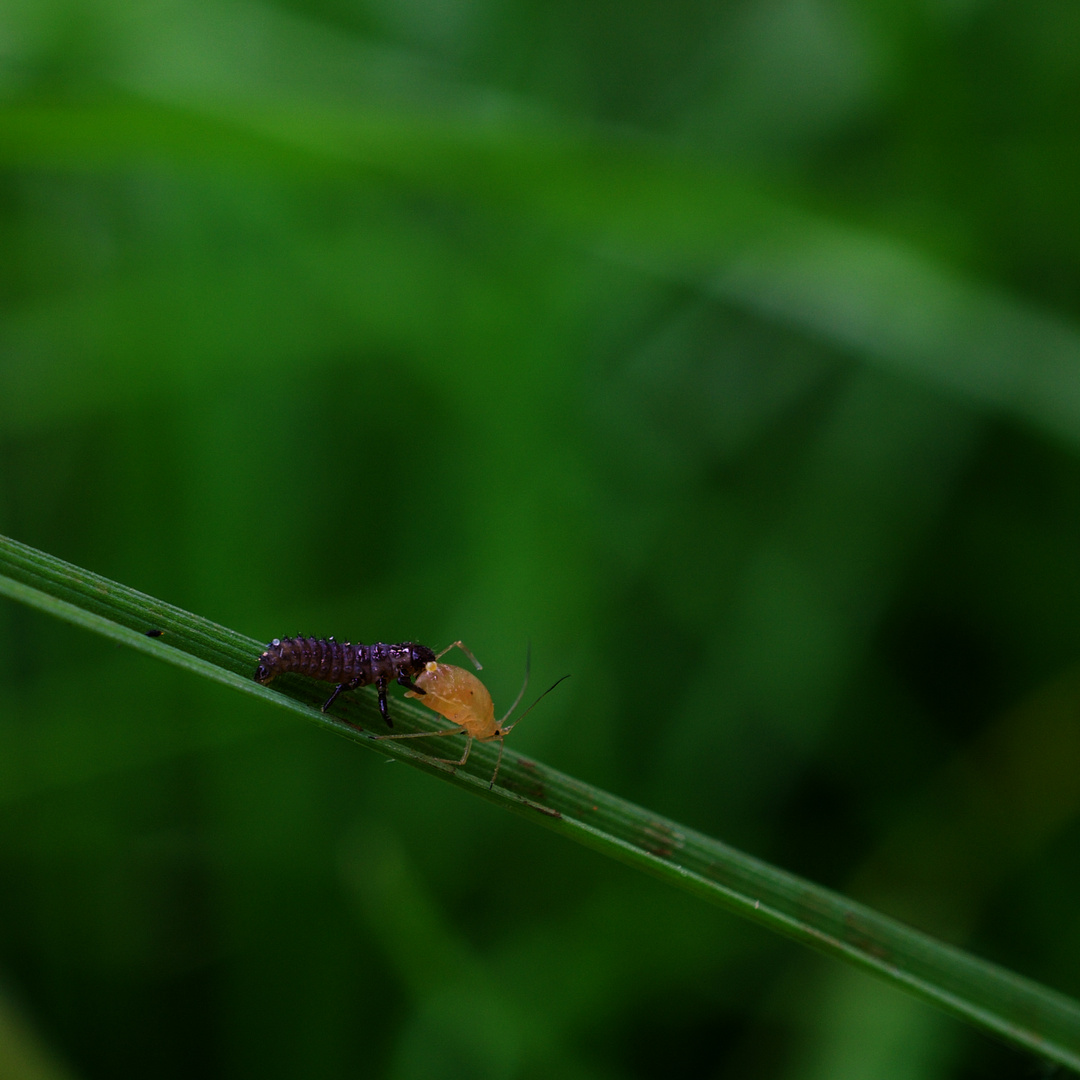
left=428, top=735, right=507, bottom=790
left=372, top=728, right=481, bottom=778
left=427, top=736, right=502, bottom=790
left=372, top=728, right=464, bottom=744
left=372, top=727, right=465, bottom=765
left=435, top=640, right=483, bottom=671
left=488, top=738, right=506, bottom=791
left=431, top=735, right=474, bottom=773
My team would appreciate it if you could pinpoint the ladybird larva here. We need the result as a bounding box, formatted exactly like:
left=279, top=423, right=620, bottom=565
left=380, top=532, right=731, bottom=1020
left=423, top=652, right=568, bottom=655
left=254, top=637, right=436, bottom=727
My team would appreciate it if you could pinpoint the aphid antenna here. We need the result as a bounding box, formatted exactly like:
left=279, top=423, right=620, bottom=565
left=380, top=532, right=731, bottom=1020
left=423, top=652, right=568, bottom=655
left=498, top=641, right=532, bottom=725
left=488, top=672, right=569, bottom=788
left=435, top=639, right=483, bottom=671
left=500, top=673, right=572, bottom=735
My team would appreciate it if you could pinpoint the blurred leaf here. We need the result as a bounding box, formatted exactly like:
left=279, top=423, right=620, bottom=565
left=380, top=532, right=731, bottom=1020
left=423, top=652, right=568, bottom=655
left=0, top=982, right=78, bottom=1080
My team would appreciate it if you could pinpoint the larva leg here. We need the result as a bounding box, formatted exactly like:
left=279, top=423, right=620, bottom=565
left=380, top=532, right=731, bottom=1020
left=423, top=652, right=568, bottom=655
left=375, top=675, right=393, bottom=727
left=321, top=683, right=348, bottom=713
left=396, top=671, right=424, bottom=695
left=322, top=675, right=370, bottom=716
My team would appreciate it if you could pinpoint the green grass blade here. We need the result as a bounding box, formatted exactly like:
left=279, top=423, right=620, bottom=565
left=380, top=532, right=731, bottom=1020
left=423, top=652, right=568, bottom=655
left=1, top=532, right=1078, bottom=1072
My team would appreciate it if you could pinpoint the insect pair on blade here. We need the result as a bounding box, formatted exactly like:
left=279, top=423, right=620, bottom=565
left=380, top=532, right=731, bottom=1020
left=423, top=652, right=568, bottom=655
left=381, top=641, right=569, bottom=790
left=254, top=636, right=567, bottom=789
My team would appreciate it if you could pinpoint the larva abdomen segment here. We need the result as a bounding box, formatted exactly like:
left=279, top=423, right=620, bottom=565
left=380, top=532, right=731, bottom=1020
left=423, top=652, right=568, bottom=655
left=254, top=636, right=364, bottom=686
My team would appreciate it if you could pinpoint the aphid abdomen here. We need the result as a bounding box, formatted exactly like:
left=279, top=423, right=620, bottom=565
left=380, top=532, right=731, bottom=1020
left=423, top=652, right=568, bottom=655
left=405, top=663, right=496, bottom=734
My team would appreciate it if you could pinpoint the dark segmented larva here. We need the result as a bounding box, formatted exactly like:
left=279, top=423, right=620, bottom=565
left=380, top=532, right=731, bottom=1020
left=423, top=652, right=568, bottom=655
left=254, top=637, right=436, bottom=727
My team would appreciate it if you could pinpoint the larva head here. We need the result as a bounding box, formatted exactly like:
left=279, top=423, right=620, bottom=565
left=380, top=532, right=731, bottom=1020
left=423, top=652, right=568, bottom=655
left=405, top=662, right=497, bottom=737
left=254, top=639, right=284, bottom=684
left=406, top=642, right=437, bottom=677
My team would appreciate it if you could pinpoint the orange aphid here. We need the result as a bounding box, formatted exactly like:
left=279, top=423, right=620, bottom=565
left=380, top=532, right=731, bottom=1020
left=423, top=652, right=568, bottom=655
left=405, top=663, right=500, bottom=735
left=372, top=645, right=567, bottom=790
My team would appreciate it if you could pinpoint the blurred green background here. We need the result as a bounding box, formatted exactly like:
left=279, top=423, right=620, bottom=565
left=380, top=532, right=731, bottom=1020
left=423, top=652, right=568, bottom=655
left=2, top=0, right=1080, bottom=1076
